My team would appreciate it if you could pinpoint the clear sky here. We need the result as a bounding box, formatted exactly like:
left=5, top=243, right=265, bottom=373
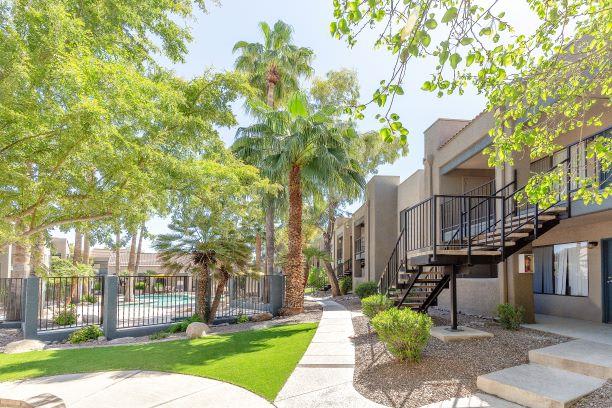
left=54, top=0, right=538, bottom=251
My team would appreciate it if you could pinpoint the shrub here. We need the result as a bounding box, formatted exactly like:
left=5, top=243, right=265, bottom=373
left=68, top=325, right=103, bottom=344
left=166, top=314, right=202, bottom=333
left=355, top=282, right=378, bottom=299
left=307, top=267, right=327, bottom=289
left=53, top=304, right=77, bottom=326
left=93, top=282, right=102, bottom=291
left=134, top=281, right=146, bottom=291
left=361, top=294, right=394, bottom=318
left=338, top=276, right=352, bottom=295
left=236, top=315, right=250, bottom=324
left=150, top=331, right=170, bottom=340
left=371, top=307, right=432, bottom=362
left=81, top=294, right=96, bottom=304
left=497, top=303, right=524, bottom=330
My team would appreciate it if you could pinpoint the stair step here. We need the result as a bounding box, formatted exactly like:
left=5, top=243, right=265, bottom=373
left=415, top=279, right=443, bottom=284
left=471, top=241, right=516, bottom=247
left=477, top=363, right=605, bottom=408
left=528, top=339, right=612, bottom=380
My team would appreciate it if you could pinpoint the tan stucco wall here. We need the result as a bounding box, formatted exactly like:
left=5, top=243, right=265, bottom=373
left=0, top=245, right=12, bottom=278
left=438, top=277, right=500, bottom=317
left=397, top=170, right=425, bottom=231
left=369, top=176, right=400, bottom=284
left=528, top=211, right=612, bottom=322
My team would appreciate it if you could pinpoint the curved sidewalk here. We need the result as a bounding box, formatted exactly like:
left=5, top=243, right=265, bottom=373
left=0, top=370, right=273, bottom=407
left=274, top=298, right=386, bottom=408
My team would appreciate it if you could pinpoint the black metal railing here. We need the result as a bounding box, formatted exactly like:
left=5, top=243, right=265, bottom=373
left=38, top=276, right=104, bottom=331
left=378, top=228, right=406, bottom=296
left=210, top=275, right=273, bottom=319
left=117, top=275, right=196, bottom=328
left=0, top=278, right=23, bottom=322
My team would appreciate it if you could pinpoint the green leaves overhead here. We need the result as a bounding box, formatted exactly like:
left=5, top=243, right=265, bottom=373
left=329, top=0, right=611, bottom=206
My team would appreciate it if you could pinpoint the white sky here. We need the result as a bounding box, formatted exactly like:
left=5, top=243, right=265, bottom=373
left=53, top=0, right=540, bottom=251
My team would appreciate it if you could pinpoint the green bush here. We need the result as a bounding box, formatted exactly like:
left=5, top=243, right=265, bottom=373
left=361, top=294, right=394, bottom=318
left=496, top=303, right=524, bottom=330
left=81, top=294, right=96, bottom=304
left=371, top=307, right=432, bottom=362
left=68, top=325, right=103, bottom=343
left=355, top=281, right=378, bottom=299
left=236, top=315, right=250, bottom=324
left=338, top=276, right=352, bottom=295
left=307, top=267, right=327, bottom=289
left=134, top=281, right=146, bottom=291
left=166, top=314, right=202, bottom=333
left=53, top=304, right=77, bottom=326
left=93, top=282, right=102, bottom=291
left=150, top=331, right=170, bottom=340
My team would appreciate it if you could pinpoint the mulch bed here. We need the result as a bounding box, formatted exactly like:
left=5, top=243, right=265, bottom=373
left=335, top=296, right=609, bottom=408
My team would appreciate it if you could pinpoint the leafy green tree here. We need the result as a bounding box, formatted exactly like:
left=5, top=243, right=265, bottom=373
left=307, top=69, right=407, bottom=296
left=235, top=93, right=363, bottom=313
left=330, top=0, right=610, bottom=204
left=0, top=1, right=252, bottom=277
left=233, top=20, right=314, bottom=276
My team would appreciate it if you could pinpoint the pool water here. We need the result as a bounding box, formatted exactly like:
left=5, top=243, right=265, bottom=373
left=124, top=293, right=195, bottom=307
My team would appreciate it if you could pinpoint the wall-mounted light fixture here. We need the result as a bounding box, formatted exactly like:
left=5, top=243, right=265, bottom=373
left=587, top=241, right=598, bottom=249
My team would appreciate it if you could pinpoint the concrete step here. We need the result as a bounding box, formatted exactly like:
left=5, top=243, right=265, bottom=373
left=528, top=339, right=612, bottom=379
left=477, top=363, right=605, bottom=408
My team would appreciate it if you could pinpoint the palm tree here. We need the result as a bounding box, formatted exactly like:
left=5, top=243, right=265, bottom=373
left=233, top=20, right=314, bottom=276
left=209, top=231, right=252, bottom=324
left=235, top=93, right=364, bottom=313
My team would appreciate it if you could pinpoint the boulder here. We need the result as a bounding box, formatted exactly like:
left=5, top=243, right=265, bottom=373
left=251, top=312, right=273, bottom=322
left=186, top=322, right=210, bottom=339
left=97, top=336, right=107, bottom=342
left=4, top=339, right=45, bottom=354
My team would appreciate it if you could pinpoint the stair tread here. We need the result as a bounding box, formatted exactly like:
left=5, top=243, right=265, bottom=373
left=528, top=339, right=612, bottom=379
left=477, top=363, right=605, bottom=407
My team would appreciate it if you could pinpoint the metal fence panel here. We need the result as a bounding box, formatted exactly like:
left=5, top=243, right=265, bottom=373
left=0, top=278, right=23, bottom=322
left=38, top=276, right=104, bottom=331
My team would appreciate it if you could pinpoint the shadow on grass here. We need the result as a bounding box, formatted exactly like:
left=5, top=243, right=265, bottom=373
left=0, top=323, right=317, bottom=400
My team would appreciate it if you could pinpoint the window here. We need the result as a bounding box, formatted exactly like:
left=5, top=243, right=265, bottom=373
left=533, top=242, right=588, bottom=296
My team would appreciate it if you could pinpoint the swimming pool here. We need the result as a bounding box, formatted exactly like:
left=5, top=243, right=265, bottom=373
left=122, top=293, right=196, bottom=307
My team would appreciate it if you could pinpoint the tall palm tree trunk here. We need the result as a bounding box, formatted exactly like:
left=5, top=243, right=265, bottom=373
left=265, top=203, right=275, bottom=274
left=114, top=230, right=121, bottom=275
left=71, top=229, right=83, bottom=303
left=255, top=233, right=262, bottom=271
left=125, top=232, right=137, bottom=302
left=135, top=224, right=145, bottom=273
left=284, top=165, right=305, bottom=314
left=208, top=269, right=229, bottom=324
left=82, top=233, right=91, bottom=298
left=196, top=264, right=210, bottom=321
left=324, top=202, right=341, bottom=296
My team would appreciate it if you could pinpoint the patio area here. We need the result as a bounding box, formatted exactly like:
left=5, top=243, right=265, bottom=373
left=523, top=314, right=612, bottom=345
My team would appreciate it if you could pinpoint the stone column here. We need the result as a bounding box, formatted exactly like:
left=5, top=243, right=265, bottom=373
left=22, top=277, right=39, bottom=339
left=103, top=275, right=118, bottom=339
left=268, top=275, right=284, bottom=316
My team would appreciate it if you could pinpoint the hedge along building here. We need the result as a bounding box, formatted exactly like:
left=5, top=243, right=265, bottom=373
left=334, top=99, right=611, bottom=324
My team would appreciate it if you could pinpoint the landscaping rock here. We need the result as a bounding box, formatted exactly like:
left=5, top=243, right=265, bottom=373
left=251, top=312, right=273, bottom=322
left=4, top=339, right=45, bottom=354
left=97, top=336, right=106, bottom=341
left=186, top=322, right=210, bottom=339
left=108, top=336, right=135, bottom=345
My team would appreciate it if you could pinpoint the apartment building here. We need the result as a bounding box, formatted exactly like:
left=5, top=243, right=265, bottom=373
left=336, top=100, right=611, bottom=324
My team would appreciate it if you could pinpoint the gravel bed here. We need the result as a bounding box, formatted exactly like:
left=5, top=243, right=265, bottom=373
left=45, top=299, right=323, bottom=350
left=0, top=328, right=23, bottom=352
left=575, top=380, right=612, bottom=408
left=335, top=297, right=579, bottom=408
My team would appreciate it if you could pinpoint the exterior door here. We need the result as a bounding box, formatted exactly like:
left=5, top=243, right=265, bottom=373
left=604, top=239, right=612, bottom=324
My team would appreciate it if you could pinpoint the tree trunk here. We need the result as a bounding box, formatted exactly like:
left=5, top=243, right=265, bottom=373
left=73, top=229, right=83, bottom=265
left=127, top=231, right=137, bottom=272
left=195, top=264, right=210, bottom=321
left=11, top=243, right=31, bottom=278
left=255, top=234, right=262, bottom=271
left=265, top=202, right=275, bottom=275
left=323, top=202, right=341, bottom=296
left=208, top=269, right=229, bottom=324
left=135, top=224, right=145, bottom=273
left=114, top=230, right=121, bottom=275
left=266, top=77, right=276, bottom=109
left=284, top=165, right=305, bottom=314
left=82, top=234, right=90, bottom=265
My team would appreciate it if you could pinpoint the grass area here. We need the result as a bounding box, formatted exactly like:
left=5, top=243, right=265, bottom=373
left=0, top=323, right=317, bottom=401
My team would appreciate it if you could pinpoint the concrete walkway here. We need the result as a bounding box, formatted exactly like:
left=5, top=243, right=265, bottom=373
left=274, top=299, right=385, bottom=408
left=523, top=314, right=612, bottom=345
left=0, top=371, right=273, bottom=407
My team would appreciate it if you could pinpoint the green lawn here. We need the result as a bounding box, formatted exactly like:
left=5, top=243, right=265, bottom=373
left=0, top=323, right=317, bottom=401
